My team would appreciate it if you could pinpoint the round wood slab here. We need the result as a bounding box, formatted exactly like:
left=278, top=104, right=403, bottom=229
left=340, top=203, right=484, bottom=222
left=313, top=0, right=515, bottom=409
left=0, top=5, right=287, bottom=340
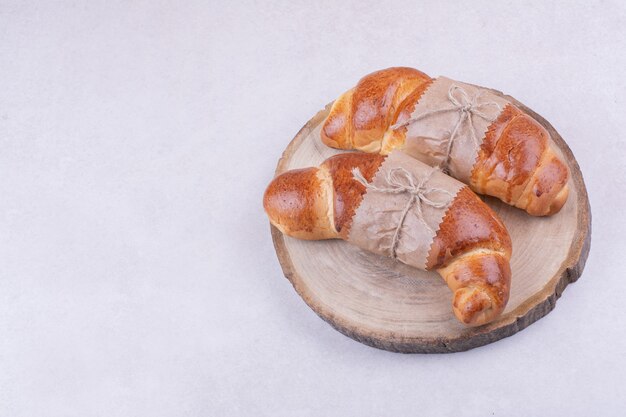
left=270, top=93, right=591, bottom=353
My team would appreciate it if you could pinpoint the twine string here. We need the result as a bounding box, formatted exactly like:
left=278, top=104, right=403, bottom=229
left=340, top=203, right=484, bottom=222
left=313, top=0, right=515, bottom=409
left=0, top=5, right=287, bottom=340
left=352, top=166, right=454, bottom=259
left=390, top=84, right=501, bottom=173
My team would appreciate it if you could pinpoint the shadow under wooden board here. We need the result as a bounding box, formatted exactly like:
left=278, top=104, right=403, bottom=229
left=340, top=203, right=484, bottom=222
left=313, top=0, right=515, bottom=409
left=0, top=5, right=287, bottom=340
left=270, top=92, right=591, bottom=353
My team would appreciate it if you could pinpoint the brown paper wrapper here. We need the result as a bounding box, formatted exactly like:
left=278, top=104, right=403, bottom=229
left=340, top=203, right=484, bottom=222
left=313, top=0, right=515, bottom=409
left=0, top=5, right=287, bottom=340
left=400, top=77, right=510, bottom=183
left=347, top=151, right=465, bottom=270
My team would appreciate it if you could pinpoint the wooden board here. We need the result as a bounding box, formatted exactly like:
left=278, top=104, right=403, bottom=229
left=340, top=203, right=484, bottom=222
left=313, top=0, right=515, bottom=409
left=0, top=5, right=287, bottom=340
left=270, top=93, right=591, bottom=353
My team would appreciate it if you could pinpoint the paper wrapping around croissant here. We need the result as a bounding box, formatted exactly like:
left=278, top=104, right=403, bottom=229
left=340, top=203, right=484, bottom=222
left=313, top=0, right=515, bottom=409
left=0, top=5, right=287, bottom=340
left=264, top=152, right=512, bottom=327
left=321, top=67, right=570, bottom=216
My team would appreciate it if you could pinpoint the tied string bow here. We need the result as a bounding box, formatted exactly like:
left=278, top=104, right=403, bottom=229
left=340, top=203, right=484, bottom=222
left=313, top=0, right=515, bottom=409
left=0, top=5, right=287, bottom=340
left=391, top=84, right=502, bottom=173
left=352, top=166, right=454, bottom=259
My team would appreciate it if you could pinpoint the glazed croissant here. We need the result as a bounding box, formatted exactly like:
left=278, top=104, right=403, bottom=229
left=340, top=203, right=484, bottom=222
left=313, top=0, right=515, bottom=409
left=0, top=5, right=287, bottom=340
left=264, top=152, right=512, bottom=326
left=321, top=67, right=569, bottom=216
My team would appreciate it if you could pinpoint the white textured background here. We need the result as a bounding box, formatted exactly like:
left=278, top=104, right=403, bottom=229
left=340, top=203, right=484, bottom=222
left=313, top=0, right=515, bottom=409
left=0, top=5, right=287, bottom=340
left=0, top=1, right=624, bottom=416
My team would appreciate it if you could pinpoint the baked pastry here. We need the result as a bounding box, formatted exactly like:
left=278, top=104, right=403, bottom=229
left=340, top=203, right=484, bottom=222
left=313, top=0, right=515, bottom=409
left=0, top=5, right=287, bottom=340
left=321, top=67, right=569, bottom=216
left=264, top=151, right=512, bottom=326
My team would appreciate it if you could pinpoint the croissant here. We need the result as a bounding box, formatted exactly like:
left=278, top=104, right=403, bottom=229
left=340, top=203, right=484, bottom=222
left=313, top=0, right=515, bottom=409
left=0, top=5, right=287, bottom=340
left=321, top=67, right=569, bottom=216
left=264, top=152, right=512, bottom=326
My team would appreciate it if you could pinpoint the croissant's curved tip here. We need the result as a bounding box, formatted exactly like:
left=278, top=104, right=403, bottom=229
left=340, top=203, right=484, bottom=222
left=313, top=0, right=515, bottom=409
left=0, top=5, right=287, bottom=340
left=321, top=117, right=351, bottom=150
left=524, top=152, right=570, bottom=216
left=452, top=286, right=499, bottom=327
left=321, top=91, right=355, bottom=150
left=262, top=169, right=313, bottom=234
left=547, top=184, right=570, bottom=215
left=263, top=168, right=336, bottom=240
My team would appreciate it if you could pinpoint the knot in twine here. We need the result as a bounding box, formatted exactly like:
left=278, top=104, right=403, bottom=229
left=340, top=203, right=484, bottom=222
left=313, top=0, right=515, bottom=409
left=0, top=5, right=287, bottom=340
left=352, top=166, right=454, bottom=259
left=391, top=84, right=502, bottom=173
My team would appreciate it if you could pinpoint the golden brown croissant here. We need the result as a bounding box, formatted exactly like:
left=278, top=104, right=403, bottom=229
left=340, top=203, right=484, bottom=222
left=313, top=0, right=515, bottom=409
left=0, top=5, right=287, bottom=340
left=264, top=152, right=512, bottom=326
left=321, top=67, right=569, bottom=216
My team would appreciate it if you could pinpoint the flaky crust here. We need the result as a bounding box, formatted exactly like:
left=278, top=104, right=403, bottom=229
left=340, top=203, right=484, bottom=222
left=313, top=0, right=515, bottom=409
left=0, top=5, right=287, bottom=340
left=264, top=153, right=512, bottom=326
left=322, top=67, right=431, bottom=153
left=320, top=153, right=385, bottom=238
left=428, top=187, right=512, bottom=325
left=262, top=167, right=336, bottom=240
left=320, top=67, right=570, bottom=216
left=471, top=104, right=570, bottom=215
left=426, top=187, right=511, bottom=270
